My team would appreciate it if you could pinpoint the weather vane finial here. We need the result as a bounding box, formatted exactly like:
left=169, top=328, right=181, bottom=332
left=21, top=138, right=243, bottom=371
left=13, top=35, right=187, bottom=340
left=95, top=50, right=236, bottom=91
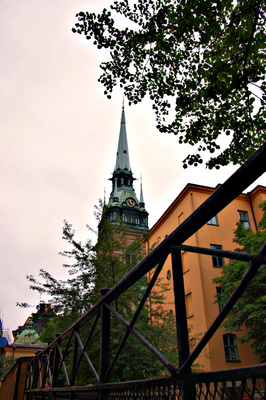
left=122, top=95, right=125, bottom=109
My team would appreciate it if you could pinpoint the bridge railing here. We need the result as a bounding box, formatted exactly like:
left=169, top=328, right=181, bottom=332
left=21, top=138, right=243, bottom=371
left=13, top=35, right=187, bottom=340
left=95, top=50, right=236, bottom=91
left=24, top=142, right=266, bottom=399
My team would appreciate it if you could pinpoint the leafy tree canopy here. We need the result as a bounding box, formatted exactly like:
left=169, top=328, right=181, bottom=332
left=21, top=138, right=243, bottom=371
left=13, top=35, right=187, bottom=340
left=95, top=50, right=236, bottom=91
left=73, top=0, right=266, bottom=169
left=214, top=201, right=266, bottom=362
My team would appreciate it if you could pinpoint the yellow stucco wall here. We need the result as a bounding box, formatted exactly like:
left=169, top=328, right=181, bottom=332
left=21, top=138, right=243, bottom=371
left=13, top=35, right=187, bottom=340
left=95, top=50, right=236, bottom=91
left=4, top=345, right=43, bottom=359
left=146, top=184, right=266, bottom=372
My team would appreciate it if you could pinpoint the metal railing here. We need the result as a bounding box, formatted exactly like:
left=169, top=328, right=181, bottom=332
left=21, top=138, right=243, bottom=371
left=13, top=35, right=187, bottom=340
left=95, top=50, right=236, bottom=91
left=24, top=142, right=266, bottom=400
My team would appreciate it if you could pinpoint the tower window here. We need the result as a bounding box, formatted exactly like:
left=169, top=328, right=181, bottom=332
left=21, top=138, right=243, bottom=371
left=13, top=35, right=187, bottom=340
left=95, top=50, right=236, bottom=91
left=125, top=212, right=137, bottom=224
left=142, top=217, right=147, bottom=225
left=126, top=249, right=137, bottom=269
left=238, top=210, right=250, bottom=229
left=223, top=334, right=240, bottom=362
left=210, top=244, right=224, bottom=267
left=111, top=211, right=119, bottom=221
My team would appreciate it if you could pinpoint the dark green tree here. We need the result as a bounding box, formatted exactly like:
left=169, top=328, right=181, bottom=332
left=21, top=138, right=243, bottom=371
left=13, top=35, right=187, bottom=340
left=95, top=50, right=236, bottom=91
left=17, top=219, right=97, bottom=364
left=18, top=219, right=95, bottom=317
left=214, top=201, right=266, bottom=362
left=73, top=0, right=266, bottom=169
left=92, top=203, right=181, bottom=380
left=19, top=201, right=180, bottom=382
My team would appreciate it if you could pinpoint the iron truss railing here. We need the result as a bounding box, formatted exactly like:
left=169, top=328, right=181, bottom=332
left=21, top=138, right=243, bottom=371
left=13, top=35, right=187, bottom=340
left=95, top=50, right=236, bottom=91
left=24, top=143, right=266, bottom=400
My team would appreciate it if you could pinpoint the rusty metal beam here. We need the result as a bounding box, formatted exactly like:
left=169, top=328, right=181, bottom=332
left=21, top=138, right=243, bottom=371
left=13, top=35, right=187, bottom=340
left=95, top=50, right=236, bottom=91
left=170, top=244, right=256, bottom=262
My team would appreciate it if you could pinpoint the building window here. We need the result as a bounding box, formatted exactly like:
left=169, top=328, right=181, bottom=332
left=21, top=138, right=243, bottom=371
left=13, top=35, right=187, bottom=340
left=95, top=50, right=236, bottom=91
left=167, top=270, right=171, bottom=280
left=238, top=210, right=250, bottom=229
left=185, top=292, right=193, bottom=318
left=126, top=250, right=137, bottom=269
left=207, top=215, right=218, bottom=225
left=210, top=244, right=224, bottom=267
left=223, top=334, right=240, bottom=362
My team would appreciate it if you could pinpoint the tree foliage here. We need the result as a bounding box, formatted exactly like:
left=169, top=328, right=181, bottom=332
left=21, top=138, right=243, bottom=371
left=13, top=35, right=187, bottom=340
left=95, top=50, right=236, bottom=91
left=93, top=206, right=181, bottom=380
left=73, top=0, right=266, bottom=169
left=19, top=201, right=182, bottom=381
left=214, top=201, right=266, bottom=362
left=18, top=220, right=95, bottom=316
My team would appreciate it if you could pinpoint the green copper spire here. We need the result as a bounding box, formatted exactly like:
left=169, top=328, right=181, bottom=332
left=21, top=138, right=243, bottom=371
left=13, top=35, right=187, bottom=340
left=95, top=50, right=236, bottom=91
left=115, top=107, right=131, bottom=172
left=104, top=107, right=149, bottom=233
left=140, top=177, right=145, bottom=208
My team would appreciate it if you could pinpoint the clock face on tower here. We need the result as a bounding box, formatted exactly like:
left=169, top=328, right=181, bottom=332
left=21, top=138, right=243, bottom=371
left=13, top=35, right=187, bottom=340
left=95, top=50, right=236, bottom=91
left=127, top=198, right=135, bottom=207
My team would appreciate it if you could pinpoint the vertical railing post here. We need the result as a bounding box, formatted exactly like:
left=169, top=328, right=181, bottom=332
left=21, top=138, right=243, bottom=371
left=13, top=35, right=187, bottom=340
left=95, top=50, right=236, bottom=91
left=13, top=357, right=23, bottom=400
left=40, top=354, right=46, bottom=389
left=99, top=288, right=110, bottom=385
left=32, top=352, right=41, bottom=390
left=171, top=250, right=190, bottom=367
left=23, top=362, right=31, bottom=400
left=52, top=333, right=61, bottom=388
left=28, top=358, right=35, bottom=389
left=71, top=326, right=79, bottom=387
left=171, top=250, right=196, bottom=400
left=24, top=362, right=30, bottom=394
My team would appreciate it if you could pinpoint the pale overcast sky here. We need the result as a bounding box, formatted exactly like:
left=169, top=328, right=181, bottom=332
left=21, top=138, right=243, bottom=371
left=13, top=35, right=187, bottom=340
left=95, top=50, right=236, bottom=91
left=0, top=0, right=265, bottom=335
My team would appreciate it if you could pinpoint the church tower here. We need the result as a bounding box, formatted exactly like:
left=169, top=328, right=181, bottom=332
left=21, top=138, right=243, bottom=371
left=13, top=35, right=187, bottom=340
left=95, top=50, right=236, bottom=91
left=104, top=106, right=149, bottom=234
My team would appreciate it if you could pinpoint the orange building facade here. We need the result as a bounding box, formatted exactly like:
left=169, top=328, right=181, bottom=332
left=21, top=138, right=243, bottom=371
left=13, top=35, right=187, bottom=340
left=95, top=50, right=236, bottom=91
left=146, top=183, right=266, bottom=372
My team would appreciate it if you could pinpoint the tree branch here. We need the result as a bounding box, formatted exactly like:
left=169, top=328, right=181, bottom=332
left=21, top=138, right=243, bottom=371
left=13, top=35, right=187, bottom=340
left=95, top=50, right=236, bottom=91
left=243, top=0, right=263, bottom=72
